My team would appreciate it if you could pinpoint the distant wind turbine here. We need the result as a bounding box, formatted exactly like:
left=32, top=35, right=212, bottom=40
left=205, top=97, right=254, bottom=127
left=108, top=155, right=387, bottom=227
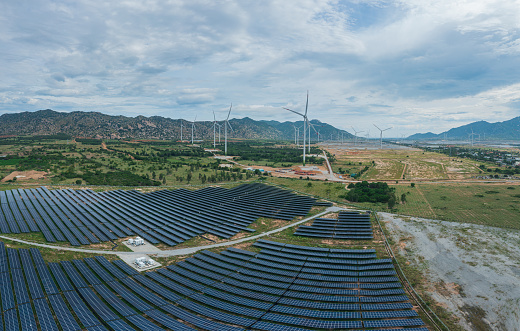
left=191, top=116, right=197, bottom=145
left=213, top=111, right=218, bottom=148
left=284, top=91, right=309, bottom=165
left=374, top=124, right=392, bottom=149
left=224, top=104, right=233, bottom=155
left=180, top=120, right=184, bottom=141
left=351, top=127, right=364, bottom=146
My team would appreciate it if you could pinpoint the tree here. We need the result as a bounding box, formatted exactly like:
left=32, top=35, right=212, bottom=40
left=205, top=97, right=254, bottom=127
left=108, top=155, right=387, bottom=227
left=401, top=193, right=406, bottom=204
left=76, top=179, right=82, bottom=185
left=410, top=183, right=415, bottom=188
left=388, top=194, right=396, bottom=209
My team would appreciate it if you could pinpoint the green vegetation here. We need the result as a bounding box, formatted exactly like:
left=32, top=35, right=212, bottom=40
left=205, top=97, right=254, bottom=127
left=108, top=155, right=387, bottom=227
left=345, top=181, right=395, bottom=203
left=355, top=184, right=520, bottom=230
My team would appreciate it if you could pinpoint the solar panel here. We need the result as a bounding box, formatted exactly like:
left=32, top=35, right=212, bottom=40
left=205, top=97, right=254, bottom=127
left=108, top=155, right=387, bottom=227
left=47, top=294, right=82, bottom=331
left=145, top=309, right=195, bottom=331
left=4, top=308, right=19, bottom=331
left=18, top=302, right=38, bottom=331
left=33, top=298, right=59, bottom=331
left=63, top=291, right=104, bottom=328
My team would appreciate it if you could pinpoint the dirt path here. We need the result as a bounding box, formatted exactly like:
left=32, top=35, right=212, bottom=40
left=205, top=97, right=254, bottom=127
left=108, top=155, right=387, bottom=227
left=400, top=163, right=407, bottom=180
left=380, top=212, right=520, bottom=330
left=414, top=186, right=437, bottom=219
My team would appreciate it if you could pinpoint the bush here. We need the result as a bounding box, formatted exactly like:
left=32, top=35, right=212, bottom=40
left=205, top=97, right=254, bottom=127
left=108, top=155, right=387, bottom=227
left=345, top=181, right=395, bottom=203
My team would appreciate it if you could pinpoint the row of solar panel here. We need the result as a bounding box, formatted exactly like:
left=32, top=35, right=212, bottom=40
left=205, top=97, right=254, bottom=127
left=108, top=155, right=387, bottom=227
left=294, top=213, right=374, bottom=240
left=0, top=241, right=426, bottom=330
left=0, top=183, right=315, bottom=247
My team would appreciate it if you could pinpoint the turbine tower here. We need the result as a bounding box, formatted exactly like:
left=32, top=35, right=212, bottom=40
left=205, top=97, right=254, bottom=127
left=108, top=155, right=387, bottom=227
left=351, top=127, right=364, bottom=146
left=224, top=104, right=233, bottom=155
left=283, top=91, right=309, bottom=165
left=180, top=120, right=184, bottom=141
left=213, top=111, right=217, bottom=149
left=191, top=116, right=197, bottom=145
left=374, top=124, right=392, bottom=149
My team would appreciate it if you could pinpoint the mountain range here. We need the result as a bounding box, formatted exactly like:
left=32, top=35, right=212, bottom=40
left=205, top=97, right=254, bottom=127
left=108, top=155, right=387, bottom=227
left=407, top=116, right=520, bottom=140
left=0, top=109, right=352, bottom=141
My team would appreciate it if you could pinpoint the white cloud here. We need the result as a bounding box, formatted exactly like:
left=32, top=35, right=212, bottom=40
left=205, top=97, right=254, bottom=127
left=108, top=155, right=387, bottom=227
left=0, top=0, right=519, bottom=136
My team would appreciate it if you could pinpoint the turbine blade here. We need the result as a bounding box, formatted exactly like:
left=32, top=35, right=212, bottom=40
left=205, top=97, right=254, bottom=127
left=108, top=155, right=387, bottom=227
left=373, top=124, right=381, bottom=131
left=304, top=91, right=309, bottom=116
left=283, top=107, right=304, bottom=117
left=213, top=111, right=216, bottom=122
left=226, top=103, right=232, bottom=120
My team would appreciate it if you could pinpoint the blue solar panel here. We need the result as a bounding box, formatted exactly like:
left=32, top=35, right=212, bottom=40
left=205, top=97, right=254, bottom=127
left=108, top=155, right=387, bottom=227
left=18, top=302, right=38, bottom=331
left=73, top=259, right=102, bottom=285
left=35, top=263, right=60, bottom=295
left=77, top=287, right=119, bottom=321
left=48, top=263, right=74, bottom=292
left=11, top=268, right=30, bottom=304
left=177, top=299, right=256, bottom=327
left=84, top=258, right=114, bottom=283
left=63, top=291, right=103, bottom=328
left=106, top=319, right=136, bottom=331
left=94, top=256, right=128, bottom=279
left=92, top=284, right=137, bottom=317
left=145, top=309, right=195, bottom=331
left=363, top=318, right=425, bottom=328
left=270, top=305, right=361, bottom=319
left=251, top=320, right=309, bottom=331
left=125, top=314, right=164, bottom=331
left=61, top=261, right=90, bottom=288
left=132, top=274, right=183, bottom=303
left=162, top=304, right=243, bottom=331
left=33, top=298, right=59, bottom=331
left=7, top=248, right=20, bottom=269
left=120, top=277, right=169, bottom=307
left=47, top=294, right=82, bottom=331
left=0, top=272, right=15, bottom=311
left=4, top=308, right=19, bottom=331
left=106, top=281, right=153, bottom=312
left=113, top=260, right=139, bottom=276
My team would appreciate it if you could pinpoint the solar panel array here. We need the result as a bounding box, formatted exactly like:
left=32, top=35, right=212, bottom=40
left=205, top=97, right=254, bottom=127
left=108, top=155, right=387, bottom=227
left=0, top=183, right=315, bottom=246
left=295, top=211, right=374, bottom=240
left=0, top=240, right=427, bottom=330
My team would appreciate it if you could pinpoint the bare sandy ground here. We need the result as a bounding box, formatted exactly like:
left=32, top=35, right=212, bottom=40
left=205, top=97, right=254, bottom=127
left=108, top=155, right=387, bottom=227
left=2, top=170, right=47, bottom=182
left=379, top=212, right=520, bottom=330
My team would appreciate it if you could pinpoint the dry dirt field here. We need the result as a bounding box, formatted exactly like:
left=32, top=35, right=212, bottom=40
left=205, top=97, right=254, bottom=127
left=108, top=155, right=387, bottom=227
left=380, top=212, right=520, bottom=330
left=2, top=170, right=47, bottom=182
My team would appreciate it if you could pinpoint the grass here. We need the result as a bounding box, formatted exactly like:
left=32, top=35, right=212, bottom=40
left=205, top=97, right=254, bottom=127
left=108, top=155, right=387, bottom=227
left=0, top=237, right=118, bottom=263
left=4, top=232, right=133, bottom=252
left=354, top=183, right=520, bottom=230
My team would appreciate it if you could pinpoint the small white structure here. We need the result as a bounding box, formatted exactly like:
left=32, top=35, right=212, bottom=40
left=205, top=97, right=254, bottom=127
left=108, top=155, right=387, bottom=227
left=134, top=256, right=156, bottom=269
left=128, top=236, right=144, bottom=246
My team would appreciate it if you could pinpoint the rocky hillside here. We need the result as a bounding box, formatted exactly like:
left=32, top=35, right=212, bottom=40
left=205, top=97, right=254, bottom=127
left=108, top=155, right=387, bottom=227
left=0, top=109, right=352, bottom=141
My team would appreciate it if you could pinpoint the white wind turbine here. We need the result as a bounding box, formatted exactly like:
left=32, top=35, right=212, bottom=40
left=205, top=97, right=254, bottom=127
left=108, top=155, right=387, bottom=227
left=284, top=91, right=309, bottom=165
left=180, top=120, right=184, bottom=141
left=213, top=111, right=218, bottom=149
left=374, top=124, right=392, bottom=149
left=191, top=116, right=197, bottom=145
left=351, top=127, right=364, bottom=146
left=224, top=104, right=233, bottom=155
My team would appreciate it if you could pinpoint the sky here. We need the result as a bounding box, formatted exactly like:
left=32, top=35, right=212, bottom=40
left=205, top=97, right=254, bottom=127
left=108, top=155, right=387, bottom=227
left=1, top=0, right=520, bottom=137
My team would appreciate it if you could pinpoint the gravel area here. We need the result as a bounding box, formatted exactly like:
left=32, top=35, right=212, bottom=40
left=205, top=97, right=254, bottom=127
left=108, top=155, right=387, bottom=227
left=379, top=212, right=520, bottom=330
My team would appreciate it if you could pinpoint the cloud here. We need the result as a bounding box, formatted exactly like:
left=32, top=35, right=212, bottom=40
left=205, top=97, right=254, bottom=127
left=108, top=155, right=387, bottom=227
left=0, top=0, right=519, bottom=136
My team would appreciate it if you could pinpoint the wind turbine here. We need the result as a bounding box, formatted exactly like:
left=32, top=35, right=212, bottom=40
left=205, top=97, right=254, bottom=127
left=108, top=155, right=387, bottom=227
left=374, top=124, right=392, bottom=149
left=224, top=104, right=233, bottom=155
left=180, top=120, right=184, bottom=141
left=283, top=91, right=309, bottom=165
left=351, top=127, right=364, bottom=146
left=213, top=111, right=218, bottom=149
left=191, top=116, right=197, bottom=145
